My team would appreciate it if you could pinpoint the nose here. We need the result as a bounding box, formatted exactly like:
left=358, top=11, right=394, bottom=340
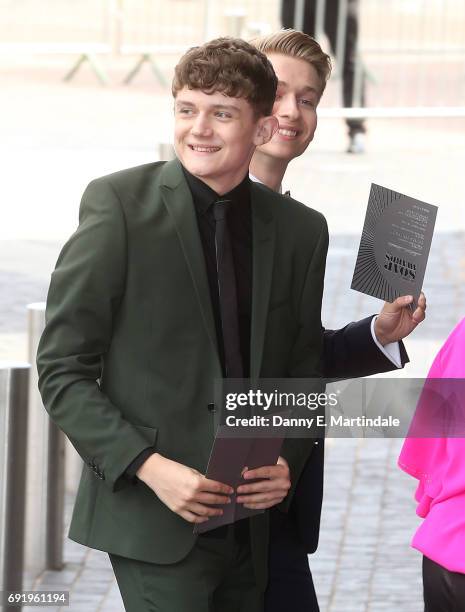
left=277, top=93, right=300, bottom=121
left=191, top=112, right=213, bottom=137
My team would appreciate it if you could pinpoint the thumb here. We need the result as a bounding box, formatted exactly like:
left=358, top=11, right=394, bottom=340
left=383, top=295, right=413, bottom=313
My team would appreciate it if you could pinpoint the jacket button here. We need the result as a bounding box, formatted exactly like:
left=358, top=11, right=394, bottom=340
left=207, top=403, right=216, bottom=413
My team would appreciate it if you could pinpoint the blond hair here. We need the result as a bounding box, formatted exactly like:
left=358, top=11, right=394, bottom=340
left=251, top=29, right=332, bottom=96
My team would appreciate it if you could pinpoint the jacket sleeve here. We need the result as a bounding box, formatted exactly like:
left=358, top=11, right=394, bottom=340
left=37, top=179, right=157, bottom=492
left=323, top=317, right=409, bottom=381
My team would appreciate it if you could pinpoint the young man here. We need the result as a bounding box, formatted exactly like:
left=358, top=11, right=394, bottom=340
left=37, top=38, right=329, bottom=612
left=281, top=0, right=367, bottom=154
left=250, top=29, right=426, bottom=612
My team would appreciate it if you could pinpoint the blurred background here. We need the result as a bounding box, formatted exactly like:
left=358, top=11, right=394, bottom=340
left=0, top=1, right=464, bottom=610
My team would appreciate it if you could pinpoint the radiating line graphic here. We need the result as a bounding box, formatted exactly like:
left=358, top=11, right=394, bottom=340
left=351, top=184, right=402, bottom=302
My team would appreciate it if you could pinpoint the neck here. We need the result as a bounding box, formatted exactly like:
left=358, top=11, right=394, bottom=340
left=190, top=156, right=252, bottom=196
left=249, top=150, right=288, bottom=193
left=190, top=172, right=247, bottom=196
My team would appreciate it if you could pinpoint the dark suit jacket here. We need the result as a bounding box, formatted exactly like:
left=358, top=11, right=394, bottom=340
left=37, top=159, right=328, bottom=586
left=288, top=319, right=409, bottom=553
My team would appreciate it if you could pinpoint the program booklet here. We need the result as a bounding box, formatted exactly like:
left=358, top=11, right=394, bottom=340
left=351, top=184, right=438, bottom=305
left=193, top=427, right=283, bottom=534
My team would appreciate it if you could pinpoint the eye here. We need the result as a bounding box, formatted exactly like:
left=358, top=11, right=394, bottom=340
left=215, top=111, right=232, bottom=119
left=299, top=98, right=316, bottom=108
left=177, top=107, right=194, bottom=115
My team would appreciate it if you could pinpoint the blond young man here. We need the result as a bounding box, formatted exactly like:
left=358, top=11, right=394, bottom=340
left=250, top=30, right=426, bottom=612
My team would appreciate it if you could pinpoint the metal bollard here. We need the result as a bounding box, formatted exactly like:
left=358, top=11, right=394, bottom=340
left=0, top=363, right=29, bottom=611
left=25, top=304, right=66, bottom=574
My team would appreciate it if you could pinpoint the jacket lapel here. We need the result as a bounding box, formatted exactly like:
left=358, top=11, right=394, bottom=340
left=159, top=160, right=220, bottom=367
left=159, top=162, right=276, bottom=380
left=250, top=186, right=276, bottom=379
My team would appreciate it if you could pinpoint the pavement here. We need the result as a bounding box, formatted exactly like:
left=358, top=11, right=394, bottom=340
left=1, top=57, right=464, bottom=611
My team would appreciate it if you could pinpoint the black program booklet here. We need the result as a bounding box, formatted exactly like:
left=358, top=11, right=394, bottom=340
left=193, top=427, right=283, bottom=534
left=351, top=184, right=438, bottom=305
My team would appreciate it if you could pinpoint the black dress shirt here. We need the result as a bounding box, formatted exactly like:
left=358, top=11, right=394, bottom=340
left=182, top=167, right=253, bottom=376
left=125, top=166, right=253, bottom=480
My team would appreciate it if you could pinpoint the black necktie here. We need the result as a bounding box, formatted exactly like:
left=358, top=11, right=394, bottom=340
left=213, top=199, right=244, bottom=378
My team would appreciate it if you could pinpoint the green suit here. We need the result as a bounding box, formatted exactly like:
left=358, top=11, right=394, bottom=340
left=37, top=159, right=328, bottom=588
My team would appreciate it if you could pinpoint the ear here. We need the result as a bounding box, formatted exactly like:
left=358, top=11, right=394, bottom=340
left=253, top=116, right=278, bottom=146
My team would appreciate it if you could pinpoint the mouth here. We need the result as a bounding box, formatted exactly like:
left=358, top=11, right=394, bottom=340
left=188, top=145, right=221, bottom=153
left=277, top=128, right=299, bottom=139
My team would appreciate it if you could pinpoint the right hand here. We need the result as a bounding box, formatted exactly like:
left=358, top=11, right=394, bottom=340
left=136, top=453, right=233, bottom=524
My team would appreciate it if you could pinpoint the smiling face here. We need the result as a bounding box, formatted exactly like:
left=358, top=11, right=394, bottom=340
left=256, top=53, right=322, bottom=163
left=174, top=87, right=276, bottom=195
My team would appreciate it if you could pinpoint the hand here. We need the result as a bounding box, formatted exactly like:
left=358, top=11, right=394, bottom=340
left=235, top=456, right=291, bottom=510
left=374, top=292, right=426, bottom=346
left=137, top=453, right=233, bottom=524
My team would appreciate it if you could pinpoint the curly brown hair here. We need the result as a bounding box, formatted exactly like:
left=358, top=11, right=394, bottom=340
left=172, top=37, right=278, bottom=118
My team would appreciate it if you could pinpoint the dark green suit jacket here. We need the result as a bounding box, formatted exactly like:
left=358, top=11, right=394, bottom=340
left=37, top=159, right=328, bottom=586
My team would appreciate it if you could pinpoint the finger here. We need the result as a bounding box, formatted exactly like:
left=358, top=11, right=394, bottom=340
left=395, top=295, right=414, bottom=311
left=237, top=479, right=287, bottom=495
left=242, top=497, right=284, bottom=510
left=243, top=465, right=286, bottom=480
left=417, top=291, right=427, bottom=309
left=381, top=295, right=413, bottom=314
left=181, top=510, right=210, bottom=524
left=188, top=502, right=224, bottom=518
left=199, top=477, right=234, bottom=495
left=237, top=491, right=287, bottom=504
left=412, top=306, right=426, bottom=324
left=194, top=492, right=231, bottom=505
left=412, top=292, right=426, bottom=323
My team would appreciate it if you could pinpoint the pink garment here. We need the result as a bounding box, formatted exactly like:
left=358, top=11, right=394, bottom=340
left=398, top=317, right=465, bottom=573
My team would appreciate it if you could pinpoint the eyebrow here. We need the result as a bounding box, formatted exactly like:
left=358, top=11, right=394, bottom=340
left=212, top=104, right=241, bottom=112
left=277, top=80, right=319, bottom=96
left=175, top=100, right=241, bottom=112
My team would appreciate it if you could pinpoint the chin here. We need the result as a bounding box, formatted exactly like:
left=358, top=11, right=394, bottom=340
left=188, top=167, right=211, bottom=179
left=269, top=146, right=298, bottom=161
left=269, top=139, right=299, bottom=154
left=182, top=158, right=209, bottom=176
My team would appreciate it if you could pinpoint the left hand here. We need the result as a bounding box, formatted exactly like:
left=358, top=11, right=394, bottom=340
left=374, top=291, right=426, bottom=346
left=236, top=456, right=291, bottom=510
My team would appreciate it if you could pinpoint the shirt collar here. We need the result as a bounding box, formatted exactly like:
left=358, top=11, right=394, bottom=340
left=249, top=172, right=282, bottom=194
left=182, top=166, right=251, bottom=215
